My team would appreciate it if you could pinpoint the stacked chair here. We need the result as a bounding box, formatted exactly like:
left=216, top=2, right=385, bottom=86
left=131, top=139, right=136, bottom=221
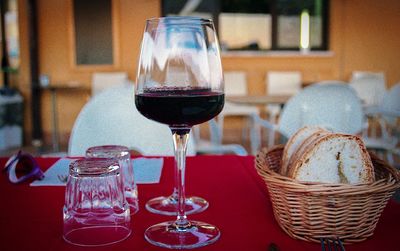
left=217, top=71, right=259, bottom=146
left=69, top=84, right=196, bottom=156
left=349, top=71, right=386, bottom=136
left=265, top=71, right=302, bottom=124
left=250, top=82, right=365, bottom=154
left=69, top=84, right=246, bottom=156
left=360, top=83, right=400, bottom=167
left=91, top=72, right=130, bottom=96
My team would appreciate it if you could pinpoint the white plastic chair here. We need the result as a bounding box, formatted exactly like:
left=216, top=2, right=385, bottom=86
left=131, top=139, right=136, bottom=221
left=362, top=83, right=400, bottom=167
left=91, top=72, right=130, bottom=96
left=217, top=71, right=259, bottom=144
left=265, top=71, right=302, bottom=124
left=381, top=83, right=400, bottom=122
left=350, top=71, right=385, bottom=83
left=349, top=72, right=387, bottom=138
left=192, top=119, right=247, bottom=156
left=349, top=71, right=386, bottom=108
left=68, top=84, right=196, bottom=156
left=251, top=82, right=365, bottom=154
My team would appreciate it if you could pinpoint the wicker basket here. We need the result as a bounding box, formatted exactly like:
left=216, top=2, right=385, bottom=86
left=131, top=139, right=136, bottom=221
left=255, top=145, right=400, bottom=244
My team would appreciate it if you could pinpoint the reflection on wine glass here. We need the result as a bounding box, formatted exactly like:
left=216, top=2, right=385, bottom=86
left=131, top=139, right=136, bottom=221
left=135, top=17, right=224, bottom=249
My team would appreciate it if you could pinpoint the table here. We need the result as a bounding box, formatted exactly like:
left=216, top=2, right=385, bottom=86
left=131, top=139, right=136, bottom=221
left=0, top=156, right=399, bottom=251
left=227, top=95, right=291, bottom=106
left=41, top=84, right=90, bottom=152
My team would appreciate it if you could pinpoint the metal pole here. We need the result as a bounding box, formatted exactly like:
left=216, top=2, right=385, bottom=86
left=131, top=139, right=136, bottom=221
left=27, top=0, right=43, bottom=146
left=0, top=0, right=10, bottom=88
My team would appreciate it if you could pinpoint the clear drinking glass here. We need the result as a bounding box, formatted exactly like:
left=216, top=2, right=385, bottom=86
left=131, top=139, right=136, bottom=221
left=63, top=158, right=131, bottom=247
left=86, top=145, right=139, bottom=215
left=135, top=17, right=224, bottom=249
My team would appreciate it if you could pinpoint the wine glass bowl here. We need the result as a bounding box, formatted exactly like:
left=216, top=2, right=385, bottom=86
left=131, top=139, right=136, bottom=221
left=135, top=17, right=223, bottom=249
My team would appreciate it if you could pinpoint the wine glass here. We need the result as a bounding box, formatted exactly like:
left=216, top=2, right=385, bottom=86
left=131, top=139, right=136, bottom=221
left=135, top=16, right=213, bottom=217
left=134, top=20, right=212, bottom=217
left=135, top=17, right=223, bottom=248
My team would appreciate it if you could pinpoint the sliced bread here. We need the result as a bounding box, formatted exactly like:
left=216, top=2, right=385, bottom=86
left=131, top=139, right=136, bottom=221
left=281, top=126, right=327, bottom=176
left=288, top=133, right=374, bottom=184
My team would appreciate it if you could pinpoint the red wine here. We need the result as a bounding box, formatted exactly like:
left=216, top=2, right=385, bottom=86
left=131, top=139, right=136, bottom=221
left=135, top=87, right=224, bottom=127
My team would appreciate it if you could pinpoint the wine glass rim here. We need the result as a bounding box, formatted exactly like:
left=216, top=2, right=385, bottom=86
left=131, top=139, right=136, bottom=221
left=147, top=16, right=213, bottom=25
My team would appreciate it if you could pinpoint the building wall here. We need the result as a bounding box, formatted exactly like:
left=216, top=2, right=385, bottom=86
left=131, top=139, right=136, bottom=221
left=15, top=0, right=400, bottom=146
left=341, top=0, right=400, bottom=83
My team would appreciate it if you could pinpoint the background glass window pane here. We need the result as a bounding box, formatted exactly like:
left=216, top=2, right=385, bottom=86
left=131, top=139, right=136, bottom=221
left=74, top=0, right=113, bottom=65
left=277, top=16, right=300, bottom=48
left=219, top=13, right=271, bottom=50
left=162, top=0, right=328, bottom=52
left=276, top=0, right=326, bottom=50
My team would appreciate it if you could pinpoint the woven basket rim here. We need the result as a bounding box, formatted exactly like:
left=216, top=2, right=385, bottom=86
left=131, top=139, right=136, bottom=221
left=256, top=145, right=400, bottom=194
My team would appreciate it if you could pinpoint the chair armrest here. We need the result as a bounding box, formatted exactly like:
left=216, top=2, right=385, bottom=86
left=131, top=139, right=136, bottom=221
left=251, top=113, right=277, bottom=131
left=250, top=114, right=279, bottom=153
left=196, top=142, right=247, bottom=156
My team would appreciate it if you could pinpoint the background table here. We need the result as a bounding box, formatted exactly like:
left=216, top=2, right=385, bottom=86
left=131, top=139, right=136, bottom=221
left=41, top=84, right=90, bottom=152
left=0, top=156, right=399, bottom=251
left=227, top=95, right=291, bottom=106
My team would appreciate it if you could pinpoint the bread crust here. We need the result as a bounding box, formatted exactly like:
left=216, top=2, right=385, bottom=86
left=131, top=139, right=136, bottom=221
left=350, top=135, right=375, bottom=183
left=282, top=126, right=325, bottom=175
left=285, top=129, right=329, bottom=177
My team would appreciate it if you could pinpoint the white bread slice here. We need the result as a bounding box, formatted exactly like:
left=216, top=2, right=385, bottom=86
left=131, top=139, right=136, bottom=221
left=282, top=126, right=327, bottom=175
left=286, top=130, right=331, bottom=174
left=286, top=131, right=331, bottom=179
left=288, top=134, right=374, bottom=184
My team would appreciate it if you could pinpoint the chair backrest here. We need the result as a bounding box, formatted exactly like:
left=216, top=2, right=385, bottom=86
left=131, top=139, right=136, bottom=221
left=68, top=84, right=196, bottom=156
left=278, top=83, right=365, bottom=138
left=192, top=118, right=221, bottom=144
left=224, top=71, right=247, bottom=96
left=381, top=83, right=400, bottom=124
left=349, top=72, right=386, bottom=106
left=266, top=71, right=302, bottom=96
left=382, top=83, right=400, bottom=111
left=350, top=71, right=385, bottom=83
left=92, top=72, right=129, bottom=96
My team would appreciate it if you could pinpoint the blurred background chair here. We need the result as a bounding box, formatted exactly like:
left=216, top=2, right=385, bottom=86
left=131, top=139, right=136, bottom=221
left=251, top=82, right=365, bottom=154
left=192, top=119, right=247, bottom=156
left=69, top=84, right=196, bottom=156
left=349, top=71, right=387, bottom=138
left=91, top=72, right=130, bottom=96
left=217, top=71, right=259, bottom=145
left=349, top=71, right=386, bottom=109
left=350, top=71, right=385, bottom=83
left=361, top=83, right=400, bottom=167
left=265, top=71, right=302, bottom=124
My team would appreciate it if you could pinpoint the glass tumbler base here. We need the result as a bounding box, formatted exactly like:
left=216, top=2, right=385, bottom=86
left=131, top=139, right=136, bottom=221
left=145, top=196, right=208, bottom=216
left=144, top=220, right=220, bottom=249
left=63, top=225, right=131, bottom=247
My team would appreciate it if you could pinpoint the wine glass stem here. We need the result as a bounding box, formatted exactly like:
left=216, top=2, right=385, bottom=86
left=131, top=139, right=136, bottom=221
left=171, top=128, right=190, bottom=228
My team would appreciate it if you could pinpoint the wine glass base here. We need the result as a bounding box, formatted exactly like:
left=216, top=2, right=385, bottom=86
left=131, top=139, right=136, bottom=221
left=145, top=196, right=208, bottom=216
left=144, top=220, right=220, bottom=249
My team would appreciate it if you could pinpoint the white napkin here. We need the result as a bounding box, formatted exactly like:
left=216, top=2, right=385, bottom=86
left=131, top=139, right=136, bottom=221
left=30, top=157, right=164, bottom=186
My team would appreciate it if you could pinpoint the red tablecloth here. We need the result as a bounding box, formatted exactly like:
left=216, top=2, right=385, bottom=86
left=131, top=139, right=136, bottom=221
left=0, top=156, right=399, bottom=251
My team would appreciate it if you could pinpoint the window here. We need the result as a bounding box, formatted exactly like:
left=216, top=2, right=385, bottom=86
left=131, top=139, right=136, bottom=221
left=1, top=0, right=20, bottom=70
left=70, top=0, right=120, bottom=67
left=162, top=0, right=329, bottom=52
